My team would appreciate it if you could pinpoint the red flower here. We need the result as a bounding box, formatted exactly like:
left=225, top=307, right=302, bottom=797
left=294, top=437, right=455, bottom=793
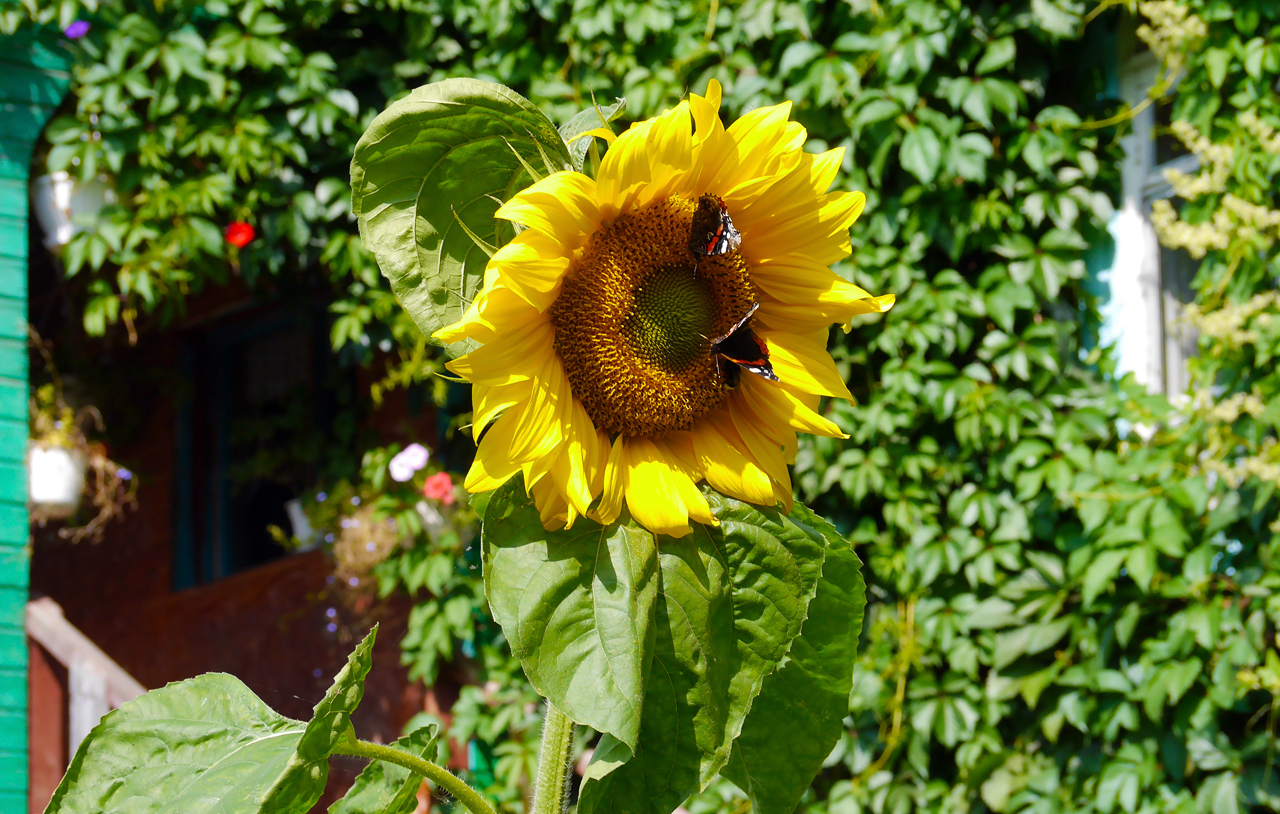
left=225, top=221, right=255, bottom=248
left=422, top=471, right=455, bottom=505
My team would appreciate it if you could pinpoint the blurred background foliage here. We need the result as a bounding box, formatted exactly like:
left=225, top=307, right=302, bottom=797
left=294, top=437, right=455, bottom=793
left=7, top=0, right=1280, bottom=811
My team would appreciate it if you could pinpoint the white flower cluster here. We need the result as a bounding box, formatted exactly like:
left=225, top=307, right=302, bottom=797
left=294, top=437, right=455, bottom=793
left=1150, top=119, right=1280, bottom=259
left=1163, top=121, right=1233, bottom=199
left=1150, top=199, right=1229, bottom=259
left=1239, top=110, right=1280, bottom=155
left=1182, top=292, right=1279, bottom=348
left=1137, top=0, right=1207, bottom=73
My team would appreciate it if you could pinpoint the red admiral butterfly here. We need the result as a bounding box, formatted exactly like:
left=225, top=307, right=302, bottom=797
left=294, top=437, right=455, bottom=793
left=689, top=194, right=742, bottom=257
left=709, top=302, right=778, bottom=385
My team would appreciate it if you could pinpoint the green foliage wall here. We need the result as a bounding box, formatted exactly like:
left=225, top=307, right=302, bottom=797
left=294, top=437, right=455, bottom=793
left=12, top=0, right=1280, bottom=812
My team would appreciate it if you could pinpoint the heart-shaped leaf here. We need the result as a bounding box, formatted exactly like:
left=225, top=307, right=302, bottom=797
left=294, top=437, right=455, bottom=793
left=573, top=491, right=828, bottom=814
left=483, top=477, right=659, bottom=750
left=723, top=506, right=867, bottom=814
left=351, top=79, right=571, bottom=357
left=46, top=627, right=378, bottom=814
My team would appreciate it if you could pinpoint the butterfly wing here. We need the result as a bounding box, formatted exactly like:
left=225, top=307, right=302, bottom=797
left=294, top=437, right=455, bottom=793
left=689, top=194, right=743, bottom=256
left=709, top=302, right=778, bottom=382
left=713, top=329, right=779, bottom=382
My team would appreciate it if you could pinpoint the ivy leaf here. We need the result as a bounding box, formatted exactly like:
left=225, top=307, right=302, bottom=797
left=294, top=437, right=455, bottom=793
left=46, top=627, right=378, bottom=814
left=483, top=477, right=659, bottom=749
left=722, top=505, right=866, bottom=814
left=975, top=36, right=1016, bottom=74
left=350, top=79, right=571, bottom=358
left=900, top=125, right=942, bottom=184
left=330, top=723, right=438, bottom=814
left=575, top=492, right=828, bottom=814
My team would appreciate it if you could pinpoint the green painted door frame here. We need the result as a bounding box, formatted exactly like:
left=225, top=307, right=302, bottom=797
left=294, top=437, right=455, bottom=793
left=0, top=26, right=71, bottom=813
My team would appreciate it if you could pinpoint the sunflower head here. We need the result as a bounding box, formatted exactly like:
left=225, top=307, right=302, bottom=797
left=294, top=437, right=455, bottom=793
left=436, top=80, right=893, bottom=537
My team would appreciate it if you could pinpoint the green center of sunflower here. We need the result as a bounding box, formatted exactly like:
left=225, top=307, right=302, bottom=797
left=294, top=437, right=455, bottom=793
left=550, top=195, right=756, bottom=437
left=626, top=268, right=715, bottom=373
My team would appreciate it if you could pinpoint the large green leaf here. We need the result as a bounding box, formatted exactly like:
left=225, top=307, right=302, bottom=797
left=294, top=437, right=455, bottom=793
left=45, top=627, right=378, bottom=814
left=576, top=492, right=828, bottom=814
left=350, top=79, right=571, bottom=357
left=329, top=724, right=439, bottom=814
left=483, top=477, right=659, bottom=749
left=723, top=506, right=867, bottom=814
left=268, top=625, right=380, bottom=809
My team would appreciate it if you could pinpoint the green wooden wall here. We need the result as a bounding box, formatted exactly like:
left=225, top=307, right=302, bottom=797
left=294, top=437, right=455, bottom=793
left=0, top=27, right=70, bottom=812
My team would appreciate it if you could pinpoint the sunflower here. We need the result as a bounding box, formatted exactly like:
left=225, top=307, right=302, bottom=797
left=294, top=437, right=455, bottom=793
left=435, top=80, right=894, bottom=537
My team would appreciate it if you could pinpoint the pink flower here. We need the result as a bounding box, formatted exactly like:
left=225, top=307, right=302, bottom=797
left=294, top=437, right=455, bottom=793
left=225, top=221, right=255, bottom=248
left=423, top=471, right=455, bottom=505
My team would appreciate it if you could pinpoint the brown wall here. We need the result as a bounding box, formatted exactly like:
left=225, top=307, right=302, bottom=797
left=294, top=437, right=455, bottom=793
left=28, top=296, right=453, bottom=810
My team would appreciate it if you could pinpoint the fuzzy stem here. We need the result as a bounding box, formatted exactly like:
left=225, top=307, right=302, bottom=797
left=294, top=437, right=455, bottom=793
left=333, top=735, right=497, bottom=814
left=531, top=702, right=575, bottom=814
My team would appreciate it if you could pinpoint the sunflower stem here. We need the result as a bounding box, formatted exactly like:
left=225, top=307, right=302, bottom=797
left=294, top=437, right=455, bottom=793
left=531, top=702, right=575, bottom=814
left=333, top=734, right=497, bottom=814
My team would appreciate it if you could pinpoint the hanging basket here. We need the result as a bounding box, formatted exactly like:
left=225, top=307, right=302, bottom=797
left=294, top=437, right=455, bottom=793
left=28, top=441, right=86, bottom=520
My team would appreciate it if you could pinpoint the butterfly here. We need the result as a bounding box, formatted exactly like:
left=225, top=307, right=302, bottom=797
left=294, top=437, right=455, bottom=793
left=689, top=194, right=742, bottom=257
left=709, top=302, right=779, bottom=385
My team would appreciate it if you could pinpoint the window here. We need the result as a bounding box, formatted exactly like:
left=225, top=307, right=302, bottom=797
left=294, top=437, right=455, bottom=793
left=174, top=308, right=341, bottom=588
left=1101, top=51, right=1198, bottom=395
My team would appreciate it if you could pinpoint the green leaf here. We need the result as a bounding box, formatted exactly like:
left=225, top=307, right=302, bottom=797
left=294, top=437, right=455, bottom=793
left=1082, top=549, right=1128, bottom=605
left=577, top=492, right=828, bottom=814
left=46, top=627, right=377, bottom=814
left=483, top=477, right=659, bottom=750
left=975, top=37, right=1016, bottom=74
left=559, top=97, right=626, bottom=170
left=900, top=125, right=942, bottom=184
left=330, top=724, right=439, bottom=814
left=1204, top=48, right=1232, bottom=88
left=1031, top=0, right=1079, bottom=37
left=351, top=79, right=571, bottom=358
left=722, top=505, right=866, bottom=814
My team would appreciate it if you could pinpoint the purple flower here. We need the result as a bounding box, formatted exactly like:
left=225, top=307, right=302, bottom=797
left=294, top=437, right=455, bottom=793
left=64, top=20, right=90, bottom=39
left=117, top=468, right=133, bottom=481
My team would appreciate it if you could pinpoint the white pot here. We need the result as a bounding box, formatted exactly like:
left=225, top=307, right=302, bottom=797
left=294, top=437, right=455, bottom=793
left=28, top=442, right=86, bottom=519
left=30, top=172, right=117, bottom=250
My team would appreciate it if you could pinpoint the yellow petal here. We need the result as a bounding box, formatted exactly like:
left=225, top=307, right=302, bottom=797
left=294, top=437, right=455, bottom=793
left=496, top=171, right=600, bottom=249
left=434, top=283, right=541, bottom=345
left=624, top=437, right=695, bottom=538
left=595, top=435, right=627, bottom=526
left=755, top=294, right=895, bottom=335
left=446, top=318, right=553, bottom=386
left=568, top=126, right=618, bottom=145
left=490, top=230, right=572, bottom=306
left=529, top=474, right=571, bottom=530
left=473, top=379, right=532, bottom=436
left=465, top=416, right=522, bottom=493
left=752, top=262, right=875, bottom=306
left=725, top=394, right=791, bottom=488
left=597, top=102, right=692, bottom=212
left=691, top=411, right=776, bottom=505
left=759, top=330, right=854, bottom=400
left=688, top=81, right=740, bottom=196
left=739, top=375, right=846, bottom=439
left=505, top=354, right=571, bottom=461
left=652, top=433, right=717, bottom=527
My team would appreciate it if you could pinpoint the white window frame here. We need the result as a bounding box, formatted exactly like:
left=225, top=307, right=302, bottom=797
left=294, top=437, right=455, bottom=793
left=1102, top=51, right=1199, bottom=395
